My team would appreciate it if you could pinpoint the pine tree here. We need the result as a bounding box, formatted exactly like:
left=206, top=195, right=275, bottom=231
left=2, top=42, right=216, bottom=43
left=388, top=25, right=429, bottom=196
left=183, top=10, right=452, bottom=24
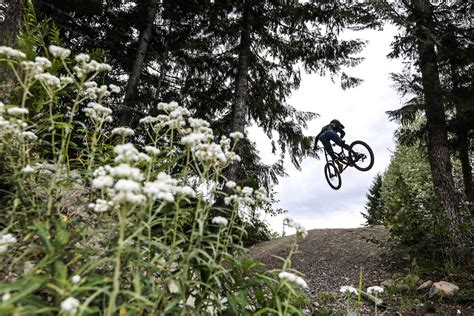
left=373, top=0, right=472, bottom=246
left=362, top=173, right=385, bottom=225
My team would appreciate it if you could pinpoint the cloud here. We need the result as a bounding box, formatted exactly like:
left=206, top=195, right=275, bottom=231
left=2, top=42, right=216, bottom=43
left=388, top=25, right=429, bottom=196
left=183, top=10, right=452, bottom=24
left=248, top=25, right=403, bottom=232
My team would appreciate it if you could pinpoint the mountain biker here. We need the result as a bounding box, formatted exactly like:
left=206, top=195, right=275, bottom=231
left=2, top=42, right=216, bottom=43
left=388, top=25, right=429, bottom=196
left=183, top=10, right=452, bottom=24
left=314, top=119, right=353, bottom=166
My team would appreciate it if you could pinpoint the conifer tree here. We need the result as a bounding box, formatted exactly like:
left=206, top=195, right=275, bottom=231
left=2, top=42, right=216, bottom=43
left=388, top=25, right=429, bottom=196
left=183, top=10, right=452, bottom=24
left=362, top=173, right=385, bottom=225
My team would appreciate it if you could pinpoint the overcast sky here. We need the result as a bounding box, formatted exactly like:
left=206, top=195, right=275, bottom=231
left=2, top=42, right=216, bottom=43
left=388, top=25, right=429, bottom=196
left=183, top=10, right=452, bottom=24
left=248, top=24, right=405, bottom=234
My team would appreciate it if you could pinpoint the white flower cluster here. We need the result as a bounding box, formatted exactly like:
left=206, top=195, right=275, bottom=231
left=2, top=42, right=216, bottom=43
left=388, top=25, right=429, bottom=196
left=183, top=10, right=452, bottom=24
left=283, top=217, right=308, bottom=238
left=139, top=101, right=244, bottom=169
left=278, top=271, right=308, bottom=289
left=19, top=56, right=53, bottom=81
left=35, top=72, right=61, bottom=88
left=89, top=143, right=196, bottom=210
left=112, top=127, right=135, bottom=137
left=21, top=165, right=35, bottom=174
left=0, top=233, right=17, bottom=253
left=84, top=81, right=111, bottom=100
left=340, top=285, right=358, bottom=294
left=49, top=45, right=71, bottom=59
left=73, top=53, right=112, bottom=79
left=0, top=46, right=26, bottom=59
left=367, top=286, right=384, bottom=295
left=83, top=102, right=113, bottom=124
left=223, top=185, right=271, bottom=209
left=0, top=103, right=37, bottom=141
left=212, top=216, right=229, bottom=226
left=60, top=297, right=80, bottom=313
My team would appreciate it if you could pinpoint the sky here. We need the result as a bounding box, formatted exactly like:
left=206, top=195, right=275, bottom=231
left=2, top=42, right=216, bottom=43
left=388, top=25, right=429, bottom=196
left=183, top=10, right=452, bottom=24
left=248, top=24, right=405, bottom=234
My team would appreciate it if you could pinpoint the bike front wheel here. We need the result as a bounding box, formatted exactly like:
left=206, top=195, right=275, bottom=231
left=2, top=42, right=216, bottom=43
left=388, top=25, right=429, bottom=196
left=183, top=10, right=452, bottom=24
left=324, top=162, right=342, bottom=190
left=349, top=140, right=374, bottom=171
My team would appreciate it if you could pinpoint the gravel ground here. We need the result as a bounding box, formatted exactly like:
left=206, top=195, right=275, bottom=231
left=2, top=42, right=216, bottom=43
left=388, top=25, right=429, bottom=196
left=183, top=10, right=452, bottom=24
left=250, top=225, right=474, bottom=315
left=250, top=226, right=401, bottom=293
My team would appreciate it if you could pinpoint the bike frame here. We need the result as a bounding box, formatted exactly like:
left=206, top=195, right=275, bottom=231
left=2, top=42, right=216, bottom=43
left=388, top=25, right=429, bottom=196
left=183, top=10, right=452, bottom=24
left=323, top=144, right=352, bottom=173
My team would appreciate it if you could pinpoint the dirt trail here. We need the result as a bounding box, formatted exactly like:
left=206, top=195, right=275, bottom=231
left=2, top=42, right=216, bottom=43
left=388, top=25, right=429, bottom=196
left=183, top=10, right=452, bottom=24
left=249, top=226, right=404, bottom=295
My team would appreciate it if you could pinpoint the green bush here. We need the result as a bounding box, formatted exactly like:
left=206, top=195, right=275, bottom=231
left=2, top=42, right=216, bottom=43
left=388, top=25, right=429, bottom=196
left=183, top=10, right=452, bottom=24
left=0, top=42, right=310, bottom=315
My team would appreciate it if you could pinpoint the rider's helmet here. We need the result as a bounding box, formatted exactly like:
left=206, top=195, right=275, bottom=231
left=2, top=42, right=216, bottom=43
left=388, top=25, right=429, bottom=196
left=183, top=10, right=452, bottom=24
left=330, top=119, right=344, bottom=129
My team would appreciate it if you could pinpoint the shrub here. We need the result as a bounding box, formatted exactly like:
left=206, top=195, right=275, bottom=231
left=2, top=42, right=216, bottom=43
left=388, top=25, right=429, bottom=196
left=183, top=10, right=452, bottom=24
left=0, top=45, right=309, bottom=315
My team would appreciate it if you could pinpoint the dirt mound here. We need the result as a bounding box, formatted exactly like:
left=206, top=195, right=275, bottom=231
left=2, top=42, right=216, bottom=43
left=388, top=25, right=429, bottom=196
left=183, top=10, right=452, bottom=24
left=249, top=226, right=404, bottom=295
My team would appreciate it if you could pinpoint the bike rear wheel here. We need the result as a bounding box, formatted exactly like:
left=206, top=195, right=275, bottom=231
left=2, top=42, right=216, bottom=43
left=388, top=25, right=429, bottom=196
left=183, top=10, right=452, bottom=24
left=349, top=140, right=374, bottom=171
left=324, top=162, right=342, bottom=190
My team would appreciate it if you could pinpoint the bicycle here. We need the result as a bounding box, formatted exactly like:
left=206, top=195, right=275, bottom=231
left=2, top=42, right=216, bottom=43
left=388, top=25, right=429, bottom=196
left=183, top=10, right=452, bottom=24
left=323, top=140, right=374, bottom=190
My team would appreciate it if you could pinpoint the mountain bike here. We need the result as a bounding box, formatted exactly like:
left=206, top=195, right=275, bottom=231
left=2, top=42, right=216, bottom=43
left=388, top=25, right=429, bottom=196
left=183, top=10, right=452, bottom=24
left=323, top=140, right=374, bottom=190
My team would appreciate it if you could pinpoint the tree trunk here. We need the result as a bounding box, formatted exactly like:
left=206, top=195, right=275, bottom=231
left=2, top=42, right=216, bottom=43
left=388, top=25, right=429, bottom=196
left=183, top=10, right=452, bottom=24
left=118, top=0, right=159, bottom=126
left=411, top=0, right=464, bottom=239
left=458, top=130, right=474, bottom=202
left=449, top=57, right=474, bottom=204
left=0, top=0, right=22, bottom=98
left=225, top=1, right=251, bottom=183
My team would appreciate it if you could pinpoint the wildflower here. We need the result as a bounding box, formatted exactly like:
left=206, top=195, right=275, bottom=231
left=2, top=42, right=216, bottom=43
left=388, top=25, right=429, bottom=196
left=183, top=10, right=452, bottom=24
left=194, top=143, right=227, bottom=166
left=111, top=127, right=135, bottom=137
left=75, top=53, right=90, bottom=63
left=143, top=172, right=178, bottom=202
left=7, top=107, right=29, bottom=116
left=109, top=164, right=143, bottom=181
left=88, top=199, right=113, bottom=213
left=22, top=131, right=38, bottom=140
left=224, top=196, right=235, bottom=205
left=340, top=285, right=358, bottom=295
left=212, top=216, right=228, bottom=226
left=92, top=175, right=114, bottom=189
left=367, top=286, right=384, bottom=295
left=138, top=153, right=151, bottom=162
left=229, top=131, right=244, bottom=140
left=2, top=292, right=11, bottom=302
left=225, top=181, right=236, bottom=189
left=173, top=186, right=196, bottom=198
left=60, top=76, right=74, bottom=85
left=60, top=297, right=80, bottom=313
left=181, top=132, right=206, bottom=147
left=279, top=271, right=308, bottom=289
left=114, top=143, right=140, bottom=163
left=112, top=191, right=146, bottom=205
left=109, top=84, right=120, bottom=93
left=0, top=233, right=17, bottom=253
left=157, top=101, right=178, bottom=112
left=139, top=116, right=160, bottom=124
left=34, top=57, right=52, bottom=69
left=144, top=146, right=160, bottom=156
left=49, top=45, right=71, bottom=59
left=283, top=217, right=308, bottom=238
left=35, top=73, right=61, bottom=87
left=255, top=187, right=271, bottom=203
left=0, top=46, right=26, bottom=59
left=71, top=275, right=81, bottom=284
left=226, top=151, right=241, bottom=162
left=242, top=186, right=253, bottom=195
left=21, top=165, right=35, bottom=174
left=83, top=102, right=113, bottom=123
left=114, top=179, right=140, bottom=192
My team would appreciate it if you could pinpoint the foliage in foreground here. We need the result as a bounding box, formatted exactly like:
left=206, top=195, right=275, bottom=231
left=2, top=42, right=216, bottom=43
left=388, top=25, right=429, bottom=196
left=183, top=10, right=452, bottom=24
left=0, top=45, right=309, bottom=315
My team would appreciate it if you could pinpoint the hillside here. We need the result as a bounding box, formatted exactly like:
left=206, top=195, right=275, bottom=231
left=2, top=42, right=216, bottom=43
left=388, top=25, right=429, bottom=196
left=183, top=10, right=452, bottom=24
left=249, top=226, right=473, bottom=314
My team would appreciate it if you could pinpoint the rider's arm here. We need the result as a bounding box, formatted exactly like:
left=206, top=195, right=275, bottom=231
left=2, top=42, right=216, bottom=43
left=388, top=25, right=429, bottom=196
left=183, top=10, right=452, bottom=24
left=314, top=132, right=321, bottom=150
left=338, top=128, right=345, bottom=139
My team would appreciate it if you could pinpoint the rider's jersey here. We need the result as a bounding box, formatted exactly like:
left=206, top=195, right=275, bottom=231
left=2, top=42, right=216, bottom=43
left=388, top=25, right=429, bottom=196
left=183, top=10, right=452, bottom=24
left=319, top=122, right=345, bottom=139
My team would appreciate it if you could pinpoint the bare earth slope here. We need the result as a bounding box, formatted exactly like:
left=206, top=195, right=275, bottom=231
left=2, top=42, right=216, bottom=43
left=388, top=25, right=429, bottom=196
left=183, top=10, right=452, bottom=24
left=249, top=226, right=403, bottom=295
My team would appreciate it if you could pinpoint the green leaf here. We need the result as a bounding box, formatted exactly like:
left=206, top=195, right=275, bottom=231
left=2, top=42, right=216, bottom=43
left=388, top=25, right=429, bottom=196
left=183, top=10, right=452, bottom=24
left=36, top=223, right=53, bottom=255
left=0, top=276, right=45, bottom=304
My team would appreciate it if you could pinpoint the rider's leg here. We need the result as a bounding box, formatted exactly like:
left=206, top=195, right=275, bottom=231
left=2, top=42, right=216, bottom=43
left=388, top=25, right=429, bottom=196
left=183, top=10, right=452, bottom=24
left=319, top=132, right=335, bottom=157
left=327, top=131, right=353, bottom=153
